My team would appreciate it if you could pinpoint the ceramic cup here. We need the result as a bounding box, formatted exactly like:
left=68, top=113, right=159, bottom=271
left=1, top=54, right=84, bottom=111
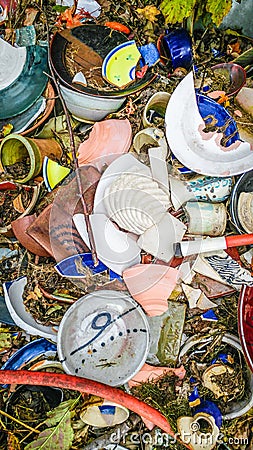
left=184, top=201, right=227, bottom=236
left=143, top=92, right=171, bottom=127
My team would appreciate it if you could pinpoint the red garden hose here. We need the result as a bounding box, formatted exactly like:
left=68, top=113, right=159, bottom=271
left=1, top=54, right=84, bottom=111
left=0, top=370, right=190, bottom=448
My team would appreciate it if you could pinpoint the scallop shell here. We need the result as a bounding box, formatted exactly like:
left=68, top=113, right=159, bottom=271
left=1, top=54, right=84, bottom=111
left=104, top=170, right=170, bottom=234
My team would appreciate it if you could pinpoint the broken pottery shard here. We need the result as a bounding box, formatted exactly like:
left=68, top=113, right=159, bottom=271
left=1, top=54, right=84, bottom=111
left=203, top=251, right=253, bottom=290
left=182, top=284, right=218, bottom=310
left=123, top=264, right=178, bottom=316
left=165, top=71, right=252, bottom=177
left=147, top=301, right=186, bottom=365
left=137, top=212, right=186, bottom=262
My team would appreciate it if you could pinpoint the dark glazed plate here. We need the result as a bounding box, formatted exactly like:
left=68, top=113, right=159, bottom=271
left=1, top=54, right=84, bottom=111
left=50, top=24, right=156, bottom=98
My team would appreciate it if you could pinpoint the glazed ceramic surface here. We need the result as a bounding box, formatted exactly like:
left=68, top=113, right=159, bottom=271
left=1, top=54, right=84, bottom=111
left=73, top=213, right=141, bottom=275
left=57, top=290, right=150, bottom=386
left=93, top=153, right=150, bottom=215
left=77, top=119, right=132, bottom=166
left=238, top=285, right=253, bottom=374
left=102, top=40, right=141, bottom=88
left=3, top=277, right=57, bottom=341
left=0, top=45, right=48, bottom=119
left=211, top=62, right=246, bottom=97
left=161, top=28, right=193, bottom=70
left=0, top=38, right=26, bottom=90
left=0, top=97, right=46, bottom=135
left=165, top=71, right=252, bottom=176
left=43, top=157, right=71, bottom=192
left=230, top=169, right=253, bottom=233
left=60, top=83, right=126, bottom=122
left=55, top=252, right=108, bottom=278
left=123, top=264, right=178, bottom=316
left=80, top=401, right=129, bottom=427
left=50, top=25, right=156, bottom=97
left=103, top=170, right=170, bottom=234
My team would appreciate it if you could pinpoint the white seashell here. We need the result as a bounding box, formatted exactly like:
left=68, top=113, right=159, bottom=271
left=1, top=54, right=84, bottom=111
left=104, top=169, right=170, bottom=234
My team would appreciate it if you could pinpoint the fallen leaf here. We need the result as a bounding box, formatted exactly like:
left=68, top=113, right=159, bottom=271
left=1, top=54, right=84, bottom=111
left=23, top=7, right=38, bottom=26
left=136, top=5, right=160, bottom=22
left=13, top=194, right=25, bottom=214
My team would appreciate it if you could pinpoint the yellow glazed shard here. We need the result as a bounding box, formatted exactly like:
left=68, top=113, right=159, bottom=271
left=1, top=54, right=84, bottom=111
left=102, top=41, right=141, bottom=88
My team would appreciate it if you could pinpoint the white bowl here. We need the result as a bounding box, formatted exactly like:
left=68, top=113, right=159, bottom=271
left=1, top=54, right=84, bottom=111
left=60, top=84, right=126, bottom=122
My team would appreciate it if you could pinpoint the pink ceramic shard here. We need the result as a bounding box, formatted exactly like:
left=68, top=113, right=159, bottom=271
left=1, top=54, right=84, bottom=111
left=123, top=263, right=178, bottom=316
left=77, top=119, right=132, bottom=168
left=128, top=363, right=186, bottom=387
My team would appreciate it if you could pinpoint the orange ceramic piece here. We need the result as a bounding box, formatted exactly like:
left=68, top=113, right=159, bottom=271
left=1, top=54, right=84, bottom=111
left=77, top=119, right=132, bottom=169
left=123, top=263, right=178, bottom=316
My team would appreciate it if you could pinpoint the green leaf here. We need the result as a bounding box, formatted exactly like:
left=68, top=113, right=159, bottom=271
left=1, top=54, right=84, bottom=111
left=160, top=0, right=197, bottom=25
left=24, top=400, right=76, bottom=450
left=0, top=332, right=13, bottom=350
left=206, top=0, right=232, bottom=26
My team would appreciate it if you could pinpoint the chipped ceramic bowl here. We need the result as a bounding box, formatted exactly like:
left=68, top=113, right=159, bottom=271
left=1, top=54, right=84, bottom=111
left=229, top=169, right=253, bottom=234
left=57, top=289, right=150, bottom=386
left=211, top=63, right=246, bottom=97
left=179, top=333, right=253, bottom=420
left=0, top=43, right=48, bottom=119
left=161, top=28, right=193, bottom=70
left=3, top=277, right=57, bottom=341
left=0, top=338, right=56, bottom=378
left=43, top=157, right=71, bottom=192
left=50, top=25, right=156, bottom=98
left=123, top=264, right=178, bottom=316
left=133, top=127, right=167, bottom=155
left=80, top=401, right=129, bottom=427
left=102, top=40, right=141, bottom=88
left=59, top=83, right=126, bottom=123
left=0, top=97, right=46, bottom=135
left=77, top=119, right=132, bottom=168
left=165, top=71, right=252, bottom=177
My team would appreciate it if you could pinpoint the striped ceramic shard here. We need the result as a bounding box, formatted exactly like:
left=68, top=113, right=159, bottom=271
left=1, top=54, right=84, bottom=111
left=103, top=168, right=170, bottom=234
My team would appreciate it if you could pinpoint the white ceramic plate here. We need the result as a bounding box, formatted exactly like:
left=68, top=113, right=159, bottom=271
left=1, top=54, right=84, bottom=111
left=165, top=71, right=252, bottom=177
left=57, top=290, right=150, bottom=386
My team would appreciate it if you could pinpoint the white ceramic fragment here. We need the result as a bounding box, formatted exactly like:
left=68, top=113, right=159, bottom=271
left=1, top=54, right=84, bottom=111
left=177, top=413, right=220, bottom=450
left=182, top=284, right=218, bottom=310
left=148, top=147, right=170, bottom=195
left=72, top=71, right=87, bottom=86
left=169, top=175, right=194, bottom=210
left=3, top=277, right=57, bottom=341
left=165, top=71, right=252, bottom=177
left=0, top=39, right=26, bottom=90
left=73, top=213, right=141, bottom=275
left=137, top=212, right=186, bottom=262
